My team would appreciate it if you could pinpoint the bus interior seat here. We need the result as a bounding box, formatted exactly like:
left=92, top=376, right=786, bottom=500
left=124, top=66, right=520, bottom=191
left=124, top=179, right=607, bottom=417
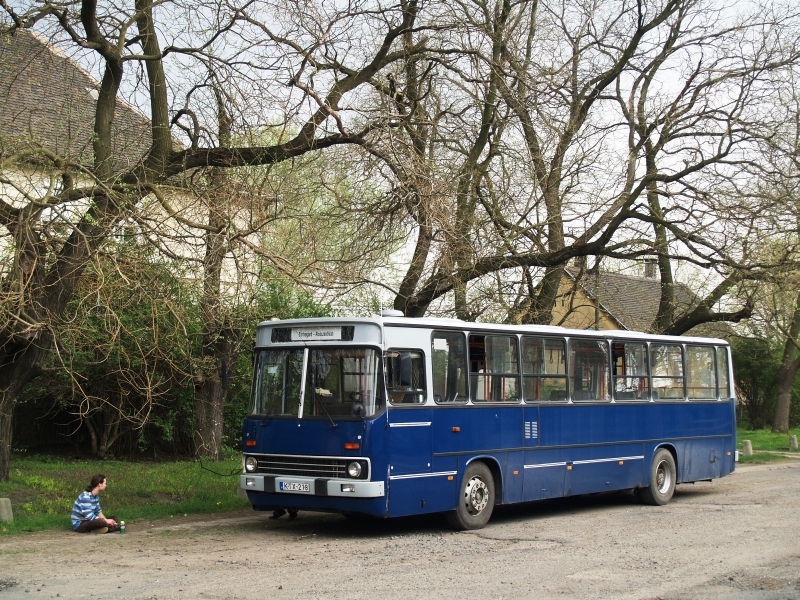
left=615, top=391, right=637, bottom=400
left=549, top=390, right=567, bottom=401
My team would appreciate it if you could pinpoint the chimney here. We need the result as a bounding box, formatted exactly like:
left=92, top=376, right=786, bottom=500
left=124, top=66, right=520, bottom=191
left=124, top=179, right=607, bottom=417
left=643, top=258, right=658, bottom=279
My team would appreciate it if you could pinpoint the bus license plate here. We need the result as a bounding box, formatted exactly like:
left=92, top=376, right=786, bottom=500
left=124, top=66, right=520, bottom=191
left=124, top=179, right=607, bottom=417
left=279, top=482, right=310, bottom=493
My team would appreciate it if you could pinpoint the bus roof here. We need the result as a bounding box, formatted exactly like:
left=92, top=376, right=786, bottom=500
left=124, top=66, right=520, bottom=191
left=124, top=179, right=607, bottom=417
left=256, top=316, right=729, bottom=346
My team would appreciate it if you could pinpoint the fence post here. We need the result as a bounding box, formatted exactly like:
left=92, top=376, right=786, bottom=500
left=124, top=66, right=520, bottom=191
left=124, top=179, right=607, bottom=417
left=0, top=498, right=12, bottom=522
left=741, top=440, right=753, bottom=456
left=790, top=435, right=798, bottom=452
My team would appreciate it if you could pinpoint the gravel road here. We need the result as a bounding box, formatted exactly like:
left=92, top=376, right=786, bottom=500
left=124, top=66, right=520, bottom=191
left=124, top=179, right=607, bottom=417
left=1, top=461, right=798, bottom=600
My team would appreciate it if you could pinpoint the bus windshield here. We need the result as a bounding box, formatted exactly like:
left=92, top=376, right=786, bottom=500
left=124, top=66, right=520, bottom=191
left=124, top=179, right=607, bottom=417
left=250, top=347, right=384, bottom=419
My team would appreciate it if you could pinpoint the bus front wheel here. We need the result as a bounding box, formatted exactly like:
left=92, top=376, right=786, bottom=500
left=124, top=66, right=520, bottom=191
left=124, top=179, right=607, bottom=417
left=446, top=462, right=495, bottom=530
left=640, top=448, right=676, bottom=506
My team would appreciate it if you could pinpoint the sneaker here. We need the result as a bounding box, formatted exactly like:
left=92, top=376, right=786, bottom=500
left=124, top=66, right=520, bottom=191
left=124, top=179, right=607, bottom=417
left=91, top=527, right=109, bottom=534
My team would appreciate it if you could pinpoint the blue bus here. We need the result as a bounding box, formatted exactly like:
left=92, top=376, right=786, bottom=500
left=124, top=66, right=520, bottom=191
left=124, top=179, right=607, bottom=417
left=240, top=313, right=735, bottom=529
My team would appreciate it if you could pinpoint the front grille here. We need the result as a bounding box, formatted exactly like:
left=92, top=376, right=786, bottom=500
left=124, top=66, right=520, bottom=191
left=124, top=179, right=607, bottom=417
left=255, top=455, right=348, bottom=478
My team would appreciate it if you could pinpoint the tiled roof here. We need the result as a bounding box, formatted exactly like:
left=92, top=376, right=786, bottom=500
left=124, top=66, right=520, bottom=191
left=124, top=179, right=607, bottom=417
left=0, top=29, right=151, bottom=173
left=563, top=266, right=697, bottom=332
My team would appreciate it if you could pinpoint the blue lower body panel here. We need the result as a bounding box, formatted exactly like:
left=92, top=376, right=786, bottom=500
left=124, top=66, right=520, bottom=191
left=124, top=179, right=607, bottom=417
left=387, top=474, right=457, bottom=517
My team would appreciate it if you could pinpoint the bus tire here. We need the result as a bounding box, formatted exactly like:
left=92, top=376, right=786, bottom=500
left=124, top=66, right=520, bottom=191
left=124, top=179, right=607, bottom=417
left=446, top=462, right=495, bottom=530
left=640, top=448, right=676, bottom=506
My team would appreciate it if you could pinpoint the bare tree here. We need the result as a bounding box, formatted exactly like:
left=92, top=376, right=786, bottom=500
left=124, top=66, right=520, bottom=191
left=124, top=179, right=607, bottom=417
left=357, top=0, right=800, bottom=328
left=0, top=0, right=426, bottom=478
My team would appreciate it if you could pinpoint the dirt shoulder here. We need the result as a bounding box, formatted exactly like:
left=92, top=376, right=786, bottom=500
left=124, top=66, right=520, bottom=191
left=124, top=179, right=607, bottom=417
left=1, top=462, right=799, bottom=600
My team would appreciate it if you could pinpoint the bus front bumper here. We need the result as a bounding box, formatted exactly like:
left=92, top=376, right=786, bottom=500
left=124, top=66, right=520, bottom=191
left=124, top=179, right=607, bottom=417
left=240, top=474, right=384, bottom=498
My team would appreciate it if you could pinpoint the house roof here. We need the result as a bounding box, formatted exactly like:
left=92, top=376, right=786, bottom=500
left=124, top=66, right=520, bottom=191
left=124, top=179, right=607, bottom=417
left=563, top=266, right=697, bottom=332
left=0, top=29, right=152, bottom=173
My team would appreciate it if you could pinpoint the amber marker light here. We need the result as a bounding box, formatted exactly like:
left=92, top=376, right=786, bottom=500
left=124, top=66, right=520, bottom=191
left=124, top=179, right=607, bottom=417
left=245, top=440, right=256, bottom=447
left=567, top=465, right=573, bottom=470
left=513, top=470, right=519, bottom=476
left=344, top=443, right=360, bottom=450
left=619, top=461, right=624, bottom=465
left=452, top=427, right=461, bottom=432
left=448, top=475, right=454, bottom=481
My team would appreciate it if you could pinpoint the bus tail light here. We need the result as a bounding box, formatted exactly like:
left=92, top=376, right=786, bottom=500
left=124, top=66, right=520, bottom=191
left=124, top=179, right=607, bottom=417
left=246, top=440, right=256, bottom=447
left=344, top=443, right=360, bottom=450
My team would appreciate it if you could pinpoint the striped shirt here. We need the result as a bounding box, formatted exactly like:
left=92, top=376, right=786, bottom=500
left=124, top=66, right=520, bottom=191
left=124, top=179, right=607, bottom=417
left=71, top=491, right=102, bottom=530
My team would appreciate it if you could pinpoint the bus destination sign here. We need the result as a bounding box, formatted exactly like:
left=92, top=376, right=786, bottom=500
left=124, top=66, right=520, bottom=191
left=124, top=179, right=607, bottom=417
left=291, top=326, right=342, bottom=341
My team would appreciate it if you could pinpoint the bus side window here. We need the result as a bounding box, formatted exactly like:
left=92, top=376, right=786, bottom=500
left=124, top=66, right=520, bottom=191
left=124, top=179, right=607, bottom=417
left=469, top=334, right=520, bottom=403
left=611, top=341, right=649, bottom=400
left=522, top=337, right=567, bottom=402
left=386, top=350, right=426, bottom=404
left=568, top=339, right=610, bottom=402
left=686, top=345, right=716, bottom=399
left=432, top=332, right=468, bottom=403
left=651, top=344, right=684, bottom=400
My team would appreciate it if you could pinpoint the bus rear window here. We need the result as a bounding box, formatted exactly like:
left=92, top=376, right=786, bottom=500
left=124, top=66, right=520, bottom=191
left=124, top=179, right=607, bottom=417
left=717, top=347, right=730, bottom=398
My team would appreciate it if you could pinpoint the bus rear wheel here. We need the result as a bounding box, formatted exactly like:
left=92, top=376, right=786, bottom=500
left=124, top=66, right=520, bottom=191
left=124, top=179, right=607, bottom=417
left=640, top=448, right=676, bottom=506
left=446, top=462, right=495, bottom=530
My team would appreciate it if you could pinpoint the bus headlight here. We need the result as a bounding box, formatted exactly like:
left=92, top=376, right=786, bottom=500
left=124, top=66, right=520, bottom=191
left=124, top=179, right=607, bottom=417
left=347, top=461, right=362, bottom=478
left=244, top=456, right=259, bottom=472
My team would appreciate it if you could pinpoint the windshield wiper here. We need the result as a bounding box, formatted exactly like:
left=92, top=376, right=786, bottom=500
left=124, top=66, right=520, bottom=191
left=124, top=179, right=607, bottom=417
left=313, top=389, right=339, bottom=429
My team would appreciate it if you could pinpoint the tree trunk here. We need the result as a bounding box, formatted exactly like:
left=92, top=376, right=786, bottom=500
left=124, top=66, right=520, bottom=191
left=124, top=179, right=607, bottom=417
left=771, top=369, right=796, bottom=434
left=0, top=342, right=48, bottom=481
left=85, top=418, right=99, bottom=458
left=772, top=297, right=800, bottom=434
left=194, top=86, right=233, bottom=462
left=0, top=409, right=12, bottom=483
left=194, top=377, right=226, bottom=461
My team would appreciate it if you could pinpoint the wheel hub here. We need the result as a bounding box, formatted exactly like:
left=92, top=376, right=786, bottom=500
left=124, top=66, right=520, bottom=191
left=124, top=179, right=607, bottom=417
left=655, top=460, right=672, bottom=493
left=464, top=476, right=489, bottom=515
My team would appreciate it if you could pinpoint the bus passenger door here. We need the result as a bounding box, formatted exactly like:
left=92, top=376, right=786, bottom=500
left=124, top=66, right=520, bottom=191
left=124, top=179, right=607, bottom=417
left=524, top=405, right=567, bottom=501
left=388, top=408, right=436, bottom=516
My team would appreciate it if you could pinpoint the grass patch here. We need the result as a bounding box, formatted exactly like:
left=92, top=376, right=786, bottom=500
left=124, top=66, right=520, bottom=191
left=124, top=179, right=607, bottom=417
left=0, top=455, right=248, bottom=535
left=737, top=427, right=800, bottom=452
left=737, top=452, right=796, bottom=464
left=736, top=427, right=800, bottom=465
